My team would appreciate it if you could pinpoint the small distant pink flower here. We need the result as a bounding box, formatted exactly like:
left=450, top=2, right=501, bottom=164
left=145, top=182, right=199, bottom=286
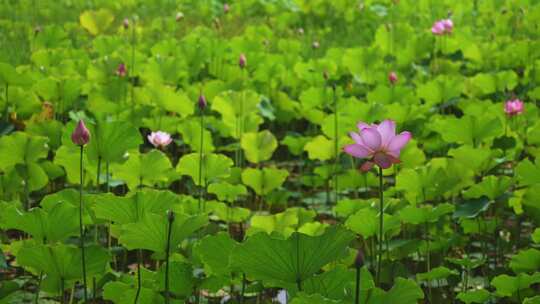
left=116, top=63, right=127, bottom=77
left=344, top=120, right=411, bottom=171
left=148, top=131, right=173, bottom=149
left=388, top=71, right=398, bottom=85
left=223, top=3, right=230, bottom=13
left=239, top=53, right=247, bottom=69
left=504, top=99, right=524, bottom=116
left=431, top=19, right=453, bottom=35
left=312, top=41, right=320, bottom=49
left=123, top=18, right=130, bottom=29
left=441, top=19, right=453, bottom=33
left=71, top=120, right=91, bottom=146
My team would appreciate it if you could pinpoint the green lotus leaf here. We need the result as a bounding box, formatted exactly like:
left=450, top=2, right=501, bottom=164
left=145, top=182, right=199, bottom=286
left=193, top=232, right=237, bottom=277
left=79, top=9, right=114, bottom=36
left=241, top=167, right=288, bottom=196
left=119, top=212, right=208, bottom=254
left=177, top=153, right=233, bottom=186
left=241, top=130, right=278, bottom=163
left=113, top=150, right=172, bottom=190
left=231, top=225, right=354, bottom=286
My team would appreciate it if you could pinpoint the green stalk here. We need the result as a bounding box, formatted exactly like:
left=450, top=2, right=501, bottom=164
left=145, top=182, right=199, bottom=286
left=426, top=222, right=432, bottom=303
left=78, top=146, right=88, bottom=303
left=332, top=84, right=339, bottom=206
left=355, top=266, right=361, bottom=304
left=4, top=83, right=8, bottom=122
left=376, top=166, right=384, bottom=286
left=60, top=277, right=65, bottom=304
left=34, top=271, right=43, bottom=304
left=198, top=110, right=204, bottom=212
left=133, top=250, right=142, bottom=304
left=164, top=210, right=174, bottom=304
left=240, top=273, right=246, bottom=304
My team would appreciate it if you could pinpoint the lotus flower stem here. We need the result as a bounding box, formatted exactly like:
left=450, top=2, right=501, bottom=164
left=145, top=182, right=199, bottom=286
left=60, top=277, right=65, bottom=304
left=376, top=166, right=383, bottom=286
left=165, top=210, right=174, bottom=304
left=332, top=84, right=339, bottom=206
left=240, top=273, right=246, bottom=304
left=3, top=83, right=8, bottom=122
left=134, top=249, right=142, bottom=304
left=425, top=222, right=432, bottom=303
left=198, top=109, right=204, bottom=212
left=355, top=266, right=361, bottom=304
left=34, top=271, right=43, bottom=303
left=78, top=146, right=88, bottom=303
left=96, top=156, right=101, bottom=190
left=130, top=20, right=135, bottom=110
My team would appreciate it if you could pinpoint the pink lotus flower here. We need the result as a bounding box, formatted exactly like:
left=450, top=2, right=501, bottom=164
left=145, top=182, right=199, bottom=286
left=431, top=19, right=453, bottom=35
left=388, top=71, right=398, bottom=85
left=223, top=3, right=230, bottom=13
left=239, top=53, right=247, bottom=69
left=148, top=131, right=173, bottom=149
left=198, top=93, right=207, bottom=110
left=71, top=120, right=91, bottom=146
left=344, top=120, right=411, bottom=171
left=504, top=99, right=524, bottom=116
left=116, top=63, right=127, bottom=77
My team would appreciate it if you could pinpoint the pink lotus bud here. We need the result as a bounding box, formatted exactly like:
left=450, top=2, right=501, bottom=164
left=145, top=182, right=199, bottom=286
left=147, top=131, right=173, bottom=149
left=223, top=3, right=230, bottom=13
left=123, top=18, right=130, bottom=29
left=176, top=12, right=184, bottom=22
left=354, top=249, right=364, bottom=268
left=504, top=99, right=524, bottom=116
left=116, top=63, right=127, bottom=77
left=198, top=94, right=207, bottom=110
left=388, top=71, right=398, bottom=85
left=239, top=53, right=247, bottom=69
left=71, top=120, right=91, bottom=146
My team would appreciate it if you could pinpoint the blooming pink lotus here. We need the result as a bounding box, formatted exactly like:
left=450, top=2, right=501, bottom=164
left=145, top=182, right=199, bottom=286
left=223, top=3, right=230, bottom=13
left=344, top=120, right=411, bottom=171
left=504, top=99, right=524, bottom=116
left=431, top=19, right=453, bottom=35
left=71, top=120, right=91, bottom=146
left=148, top=131, right=173, bottom=149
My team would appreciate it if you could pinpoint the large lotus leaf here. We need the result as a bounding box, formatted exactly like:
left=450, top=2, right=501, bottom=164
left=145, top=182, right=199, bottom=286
left=248, top=207, right=317, bottom=237
left=206, top=201, right=251, bottom=223
left=207, top=182, right=247, bottom=202
left=17, top=243, right=109, bottom=289
left=177, top=119, right=214, bottom=152
left=290, top=293, right=340, bottom=304
left=241, top=130, right=278, bottom=163
left=399, top=203, right=454, bottom=225
left=0, top=201, right=78, bottom=243
left=40, top=189, right=95, bottom=224
left=453, top=197, right=491, bottom=219
left=85, top=120, right=142, bottom=163
left=367, top=278, right=424, bottom=304
left=79, top=9, right=114, bottom=36
left=0, top=132, right=48, bottom=171
left=304, top=135, right=335, bottom=161
left=509, top=249, right=540, bottom=274
left=119, top=212, right=208, bottom=254
left=212, top=90, right=263, bottom=138
left=113, top=150, right=172, bottom=190
left=53, top=145, right=95, bottom=185
left=0, top=62, right=32, bottom=86
left=156, top=261, right=194, bottom=297
left=456, top=289, right=491, bottom=304
left=516, top=159, right=540, bottom=186
left=416, top=266, right=458, bottom=282
left=464, top=175, right=512, bottom=200
left=231, top=226, right=354, bottom=285
left=147, top=84, right=194, bottom=118
left=491, top=273, right=540, bottom=297
left=193, top=232, right=237, bottom=276
left=177, top=153, right=233, bottom=186
left=346, top=208, right=401, bottom=239
left=301, top=266, right=374, bottom=301
left=241, top=167, right=288, bottom=196
left=93, top=189, right=179, bottom=224
left=103, top=281, right=162, bottom=304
